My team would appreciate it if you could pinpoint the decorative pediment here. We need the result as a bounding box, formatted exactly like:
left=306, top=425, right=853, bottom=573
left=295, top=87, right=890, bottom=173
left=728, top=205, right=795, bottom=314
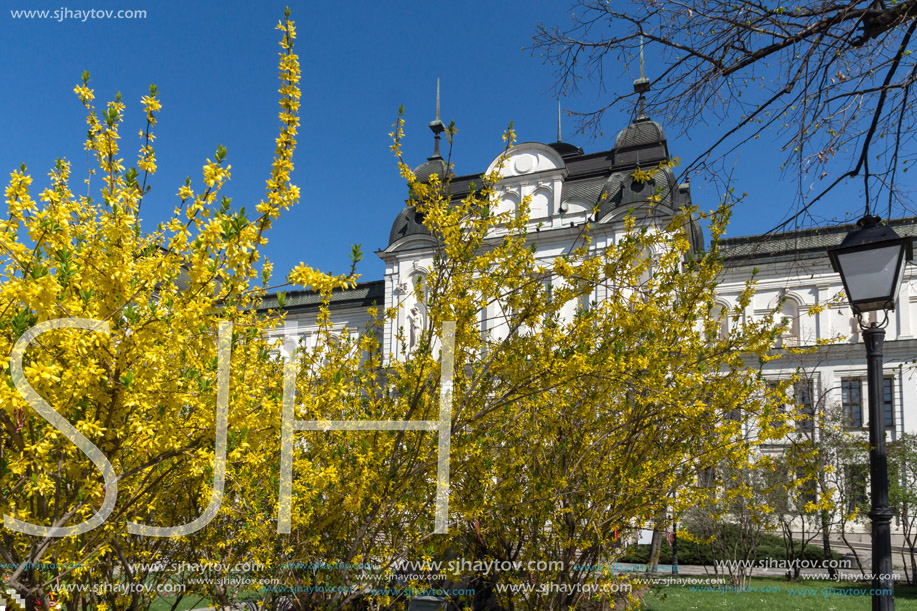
left=485, top=143, right=566, bottom=179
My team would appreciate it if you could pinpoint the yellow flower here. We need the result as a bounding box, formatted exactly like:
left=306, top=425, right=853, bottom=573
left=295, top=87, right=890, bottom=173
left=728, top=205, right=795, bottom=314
left=140, top=94, right=161, bottom=113
left=73, top=83, right=94, bottom=102
left=25, top=361, right=61, bottom=383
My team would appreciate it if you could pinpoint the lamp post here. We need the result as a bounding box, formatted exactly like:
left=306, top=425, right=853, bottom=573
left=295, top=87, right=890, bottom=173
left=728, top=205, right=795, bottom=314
left=827, top=214, right=913, bottom=611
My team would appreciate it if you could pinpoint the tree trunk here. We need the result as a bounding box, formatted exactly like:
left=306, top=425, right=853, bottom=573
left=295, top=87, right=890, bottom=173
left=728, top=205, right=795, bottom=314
left=840, top=526, right=866, bottom=573
left=648, top=529, right=663, bottom=573
left=821, top=509, right=838, bottom=579
left=910, top=543, right=917, bottom=587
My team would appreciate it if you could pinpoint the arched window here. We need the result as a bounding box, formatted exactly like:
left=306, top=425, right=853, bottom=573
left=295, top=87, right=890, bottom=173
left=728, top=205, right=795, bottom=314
left=711, top=302, right=730, bottom=340
left=495, top=193, right=518, bottom=217
left=778, top=298, right=800, bottom=347
left=317, top=330, right=341, bottom=365
left=529, top=188, right=551, bottom=219
left=410, top=272, right=427, bottom=302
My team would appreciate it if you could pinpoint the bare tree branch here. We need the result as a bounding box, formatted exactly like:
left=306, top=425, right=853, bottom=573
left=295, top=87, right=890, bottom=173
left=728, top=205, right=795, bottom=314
left=533, top=0, right=917, bottom=224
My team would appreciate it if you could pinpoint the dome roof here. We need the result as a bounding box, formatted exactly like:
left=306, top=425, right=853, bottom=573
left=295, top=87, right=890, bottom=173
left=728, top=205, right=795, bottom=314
left=612, top=116, right=669, bottom=168
left=413, top=156, right=452, bottom=184
left=389, top=204, right=432, bottom=245
left=614, top=117, right=666, bottom=150
left=596, top=166, right=682, bottom=221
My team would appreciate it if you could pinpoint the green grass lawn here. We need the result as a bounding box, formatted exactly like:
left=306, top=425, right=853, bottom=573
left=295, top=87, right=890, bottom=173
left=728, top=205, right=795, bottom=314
left=640, top=577, right=917, bottom=610
left=148, top=594, right=210, bottom=611
left=131, top=578, right=917, bottom=610
left=147, top=591, right=265, bottom=611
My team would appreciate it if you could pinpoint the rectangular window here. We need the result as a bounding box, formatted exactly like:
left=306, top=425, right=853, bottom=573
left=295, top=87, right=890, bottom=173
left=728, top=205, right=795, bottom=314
left=763, top=379, right=817, bottom=430
left=698, top=466, right=716, bottom=488
left=883, top=377, right=895, bottom=428
left=841, top=379, right=863, bottom=428
left=853, top=377, right=896, bottom=430
left=766, top=380, right=787, bottom=427
left=795, top=380, right=815, bottom=431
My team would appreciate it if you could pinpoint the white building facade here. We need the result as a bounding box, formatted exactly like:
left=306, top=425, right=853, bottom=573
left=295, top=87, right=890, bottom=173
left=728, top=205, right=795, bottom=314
left=717, top=220, right=917, bottom=443
left=259, top=96, right=917, bottom=536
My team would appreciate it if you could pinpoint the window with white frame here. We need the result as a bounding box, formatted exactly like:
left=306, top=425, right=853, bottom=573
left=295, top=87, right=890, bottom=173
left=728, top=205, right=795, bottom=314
left=765, top=380, right=787, bottom=428
left=794, top=379, right=815, bottom=431
left=841, top=378, right=864, bottom=428
left=882, top=377, right=895, bottom=429
left=698, top=466, right=716, bottom=488
left=839, top=376, right=894, bottom=429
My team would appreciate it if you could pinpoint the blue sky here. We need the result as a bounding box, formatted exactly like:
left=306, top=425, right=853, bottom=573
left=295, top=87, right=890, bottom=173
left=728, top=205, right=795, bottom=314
left=1, top=0, right=875, bottom=283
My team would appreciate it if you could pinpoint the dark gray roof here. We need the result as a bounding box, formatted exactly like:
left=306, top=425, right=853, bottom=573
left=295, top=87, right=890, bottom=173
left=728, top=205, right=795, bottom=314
left=615, top=117, right=665, bottom=149
left=560, top=176, right=606, bottom=206
left=614, top=117, right=665, bottom=148
left=389, top=204, right=433, bottom=245
left=388, top=116, right=689, bottom=245
left=389, top=150, right=619, bottom=245
left=258, top=280, right=385, bottom=312
left=613, top=117, right=668, bottom=168
left=413, top=156, right=452, bottom=184
left=719, top=217, right=917, bottom=267
left=563, top=150, right=615, bottom=178
left=596, top=166, right=681, bottom=220
left=418, top=150, right=615, bottom=203
left=549, top=141, right=585, bottom=158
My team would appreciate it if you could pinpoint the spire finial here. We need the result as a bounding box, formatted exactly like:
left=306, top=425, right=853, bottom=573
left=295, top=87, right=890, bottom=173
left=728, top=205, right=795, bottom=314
left=435, top=78, right=441, bottom=123
left=428, top=78, right=446, bottom=159
left=633, top=34, right=651, bottom=119
left=639, top=34, right=645, bottom=80
left=557, top=100, right=562, bottom=142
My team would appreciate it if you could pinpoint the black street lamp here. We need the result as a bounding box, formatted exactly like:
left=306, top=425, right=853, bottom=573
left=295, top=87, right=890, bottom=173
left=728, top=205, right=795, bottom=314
left=827, top=214, right=913, bottom=611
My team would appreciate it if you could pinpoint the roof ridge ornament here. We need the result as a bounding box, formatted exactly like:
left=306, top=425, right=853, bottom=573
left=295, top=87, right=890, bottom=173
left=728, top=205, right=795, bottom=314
left=634, top=35, right=651, bottom=120
left=548, top=103, right=585, bottom=158
left=428, top=78, right=446, bottom=160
